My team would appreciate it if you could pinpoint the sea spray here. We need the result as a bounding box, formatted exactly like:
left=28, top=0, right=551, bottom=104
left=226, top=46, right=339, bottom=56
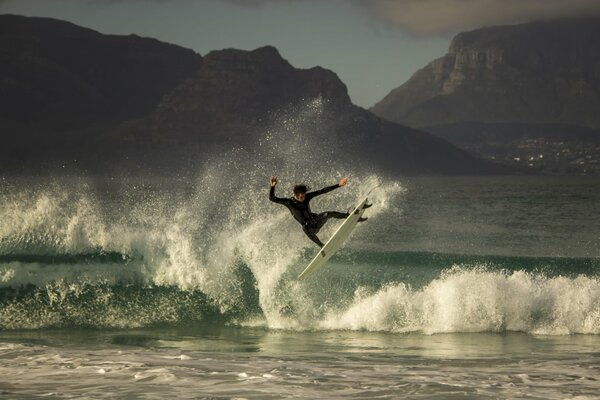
left=0, top=182, right=108, bottom=255
left=0, top=98, right=404, bottom=329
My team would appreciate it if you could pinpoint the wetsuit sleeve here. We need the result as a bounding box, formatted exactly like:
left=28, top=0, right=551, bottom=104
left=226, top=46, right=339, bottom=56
left=305, top=184, right=340, bottom=201
left=269, top=186, right=289, bottom=205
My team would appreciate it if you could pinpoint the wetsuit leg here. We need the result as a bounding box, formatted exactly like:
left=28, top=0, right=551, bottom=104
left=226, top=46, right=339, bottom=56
left=302, top=224, right=324, bottom=247
left=313, top=211, right=349, bottom=230
left=301, top=211, right=349, bottom=247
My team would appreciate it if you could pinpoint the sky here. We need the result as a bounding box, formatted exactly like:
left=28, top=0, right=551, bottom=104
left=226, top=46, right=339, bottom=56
left=2, top=0, right=600, bottom=108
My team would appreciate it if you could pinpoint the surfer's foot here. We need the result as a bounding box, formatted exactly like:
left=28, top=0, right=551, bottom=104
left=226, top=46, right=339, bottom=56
left=358, top=217, right=368, bottom=223
left=363, top=203, right=373, bottom=209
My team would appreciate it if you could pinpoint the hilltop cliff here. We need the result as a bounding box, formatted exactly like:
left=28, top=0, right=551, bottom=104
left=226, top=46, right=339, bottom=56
left=372, top=18, right=600, bottom=129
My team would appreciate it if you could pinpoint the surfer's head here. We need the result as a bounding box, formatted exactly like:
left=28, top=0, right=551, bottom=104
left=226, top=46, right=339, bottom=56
left=293, top=184, right=307, bottom=202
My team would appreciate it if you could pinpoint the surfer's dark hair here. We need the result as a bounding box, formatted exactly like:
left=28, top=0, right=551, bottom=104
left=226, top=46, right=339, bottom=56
left=293, top=184, right=308, bottom=195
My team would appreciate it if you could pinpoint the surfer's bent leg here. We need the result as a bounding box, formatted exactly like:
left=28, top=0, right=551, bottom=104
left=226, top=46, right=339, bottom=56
left=301, top=212, right=349, bottom=247
left=326, top=211, right=349, bottom=219
left=302, top=224, right=324, bottom=247
left=313, top=211, right=349, bottom=230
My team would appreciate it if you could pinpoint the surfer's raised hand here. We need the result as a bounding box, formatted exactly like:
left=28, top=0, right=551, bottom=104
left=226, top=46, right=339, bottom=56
left=270, top=176, right=278, bottom=187
left=338, top=177, right=348, bottom=187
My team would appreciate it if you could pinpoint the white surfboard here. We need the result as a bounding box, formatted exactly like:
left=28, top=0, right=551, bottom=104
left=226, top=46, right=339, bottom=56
left=297, top=196, right=370, bottom=280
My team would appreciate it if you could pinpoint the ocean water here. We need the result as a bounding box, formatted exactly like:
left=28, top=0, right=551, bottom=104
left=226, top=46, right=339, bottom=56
left=1, top=173, right=599, bottom=399
left=1, top=102, right=600, bottom=398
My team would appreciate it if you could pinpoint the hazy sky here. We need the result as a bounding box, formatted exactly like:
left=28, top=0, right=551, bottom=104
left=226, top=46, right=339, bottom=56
left=2, top=0, right=600, bottom=108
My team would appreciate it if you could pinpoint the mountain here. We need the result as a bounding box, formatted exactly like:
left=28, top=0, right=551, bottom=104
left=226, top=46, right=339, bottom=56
left=371, top=18, right=600, bottom=174
left=103, top=45, right=504, bottom=175
left=0, top=14, right=202, bottom=129
left=372, top=18, right=600, bottom=128
left=0, top=14, right=507, bottom=176
left=151, top=45, right=352, bottom=143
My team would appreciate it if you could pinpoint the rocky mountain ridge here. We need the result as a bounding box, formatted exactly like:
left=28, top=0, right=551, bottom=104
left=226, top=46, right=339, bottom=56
left=371, top=18, right=600, bottom=174
left=372, top=18, right=600, bottom=129
left=0, top=14, right=507, bottom=176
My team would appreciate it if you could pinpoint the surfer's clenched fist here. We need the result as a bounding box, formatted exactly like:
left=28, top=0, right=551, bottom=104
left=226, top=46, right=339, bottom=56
left=338, top=177, right=348, bottom=187
left=270, top=176, right=278, bottom=187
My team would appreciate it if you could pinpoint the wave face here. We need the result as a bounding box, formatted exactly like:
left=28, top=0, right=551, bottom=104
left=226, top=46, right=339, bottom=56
left=2, top=99, right=600, bottom=334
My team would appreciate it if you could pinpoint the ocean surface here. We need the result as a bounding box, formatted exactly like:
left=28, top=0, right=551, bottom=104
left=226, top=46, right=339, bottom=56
left=1, top=173, right=600, bottom=399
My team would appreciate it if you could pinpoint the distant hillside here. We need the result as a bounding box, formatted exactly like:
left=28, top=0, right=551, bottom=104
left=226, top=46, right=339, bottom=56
left=151, top=45, right=352, bottom=144
left=426, top=122, right=600, bottom=175
left=0, top=14, right=202, bottom=129
left=372, top=18, right=600, bottom=129
left=371, top=18, right=600, bottom=174
left=102, top=45, right=505, bottom=175
left=0, top=14, right=508, bottom=176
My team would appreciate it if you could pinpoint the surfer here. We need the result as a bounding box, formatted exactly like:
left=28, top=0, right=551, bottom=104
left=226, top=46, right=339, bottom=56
left=269, top=176, right=368, bottom=247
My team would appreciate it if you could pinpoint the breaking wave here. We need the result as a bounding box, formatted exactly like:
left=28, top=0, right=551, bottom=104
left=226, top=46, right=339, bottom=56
left=1, top=99, right=599, bottom=334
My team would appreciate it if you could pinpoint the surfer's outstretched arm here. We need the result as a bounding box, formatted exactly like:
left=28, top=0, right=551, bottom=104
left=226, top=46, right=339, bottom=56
left=305, top=177, right=348, bottom=201
left=268, top=176, right=289, bottom=205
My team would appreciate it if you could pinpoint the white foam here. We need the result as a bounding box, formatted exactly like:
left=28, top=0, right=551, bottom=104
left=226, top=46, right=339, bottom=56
left=320, top=267, right=600, bottom=335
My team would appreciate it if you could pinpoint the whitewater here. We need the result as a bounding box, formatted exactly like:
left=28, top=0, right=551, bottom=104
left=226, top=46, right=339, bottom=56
left=2, top=100, right=600, bottom=398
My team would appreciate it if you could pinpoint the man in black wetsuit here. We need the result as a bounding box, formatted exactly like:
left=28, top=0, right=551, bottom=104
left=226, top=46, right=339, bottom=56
left=269, top=176, right=367, bottom=247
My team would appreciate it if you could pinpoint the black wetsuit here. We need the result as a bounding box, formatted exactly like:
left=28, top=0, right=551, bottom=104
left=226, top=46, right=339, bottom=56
left=269, top=184, right=348, bottom=247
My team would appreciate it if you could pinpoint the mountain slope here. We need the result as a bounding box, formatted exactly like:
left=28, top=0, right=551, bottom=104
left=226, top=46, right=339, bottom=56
left=0, top=14, right=507, bottom=176
left=0, top=14, right=203, bottom=129
left=371, top=18, right=600, bottom=129
left=109, top=45, right=506, bottom=175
